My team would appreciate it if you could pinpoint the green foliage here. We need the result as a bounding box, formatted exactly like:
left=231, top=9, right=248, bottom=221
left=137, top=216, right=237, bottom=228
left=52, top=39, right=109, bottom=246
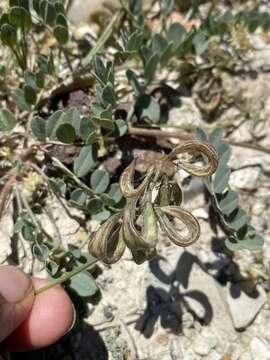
left=196, top=128, right=264, bottom=251
left=0, top=109, right=17, bottom=132
left=0, top=0, right=266, bottom=300
left=73, top=145, right=97, bottom=177
left=91, top=169, right=110, bottom=194
left=135, top=94, right=160, bottom=123
left=68, top=270, right=98, bottom=297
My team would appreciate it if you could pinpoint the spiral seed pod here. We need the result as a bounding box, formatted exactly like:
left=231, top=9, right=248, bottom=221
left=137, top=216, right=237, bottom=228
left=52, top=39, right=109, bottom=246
left=166, top=141, right=218, bottom=177
left=155, top=205, right=200, bottom=247
left=142, top=198, right=158, bottom=248
left=119, top=158, right=155, bottom=198
left=88, top=212, right=126, bottom=264
left=89, top=140, right=218, bottom=265
left=121, top=199, right=157, bottom=250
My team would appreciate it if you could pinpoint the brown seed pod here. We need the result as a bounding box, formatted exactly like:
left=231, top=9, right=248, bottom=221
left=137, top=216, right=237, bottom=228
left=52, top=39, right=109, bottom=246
left=121, top=199, right=158, bottom=250
left=166, top=141, right=219, bottom=177
left=88, top=212, right=126, bottom=264
left=119, top=158, right=155, bottom=198
left=155, top=205, right=200, bottom=247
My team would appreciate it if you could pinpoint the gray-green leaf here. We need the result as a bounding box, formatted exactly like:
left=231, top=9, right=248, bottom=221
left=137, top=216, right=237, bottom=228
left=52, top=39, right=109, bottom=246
left=135, top=94, right=160, bottom=123
left=213, top=164, right=230, bottom=193
left=53, top=25, right=69, bottom=44
left=68, top=271, right=98, bottom=297
left=31, top=116, right=46, bottom=141
left=219, top=191, right=239, bottom=216
left=0, top=109, right=17, bottom=132
left=73, top=145, right=97, bottom=178
left=56, top=123, right=76, bottom=144
left=91, top=169, right=110, bottom=194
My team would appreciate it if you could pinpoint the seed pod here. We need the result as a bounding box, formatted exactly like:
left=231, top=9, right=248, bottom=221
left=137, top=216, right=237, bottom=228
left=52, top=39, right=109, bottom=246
left=142, top=198, right=158, bottom=248
left=155, top=175, right=170, bottom=207
left=155, top=205, right=200, bottom=247
left=121, top=199, right=156, bottom=250
left=156, top=176, right=183, bottom=207
left=120, top=158, right=155, bottom=198
left=170, top=183, right=183, bottom=206
left=131, top=248, right=157, bottom=265
left=88, top=212, right=126, bottom=264
left=166, top=141, right=218, bottom=177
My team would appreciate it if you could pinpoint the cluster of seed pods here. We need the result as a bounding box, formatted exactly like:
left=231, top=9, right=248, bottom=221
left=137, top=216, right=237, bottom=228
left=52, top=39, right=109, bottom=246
left=88, top=141, right=218, bottom=264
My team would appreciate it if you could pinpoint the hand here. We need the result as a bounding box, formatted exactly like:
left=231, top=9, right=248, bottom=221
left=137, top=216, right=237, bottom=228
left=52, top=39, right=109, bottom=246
left=0, top=266, right=75, bottom=354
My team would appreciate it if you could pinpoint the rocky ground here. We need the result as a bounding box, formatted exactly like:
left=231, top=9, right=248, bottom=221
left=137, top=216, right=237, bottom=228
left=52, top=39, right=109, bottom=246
left=2, top=1, right=270, bottom=360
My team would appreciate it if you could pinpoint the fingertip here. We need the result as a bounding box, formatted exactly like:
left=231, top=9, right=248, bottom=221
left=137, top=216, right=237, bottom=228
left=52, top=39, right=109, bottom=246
left=0, top=266, right=34, bottom=341
left=6, top=278, right=75, bottom=351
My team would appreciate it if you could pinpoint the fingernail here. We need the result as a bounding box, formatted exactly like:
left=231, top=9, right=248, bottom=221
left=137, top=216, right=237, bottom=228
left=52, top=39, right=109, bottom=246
left=0, top=266, right=32, bottom=304
left=66, top=303, right=77, bottom=335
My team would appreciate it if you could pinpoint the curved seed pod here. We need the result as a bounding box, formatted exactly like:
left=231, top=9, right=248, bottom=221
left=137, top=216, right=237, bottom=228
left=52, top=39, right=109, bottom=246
left=120, top=159, right=155, bottom=198
left=131, top=248, right=158, bottom=265
left=166, top=141, right=218, bottom=177
left=155, top=177, right=183, bottom=207
left=170, top=183, right=183, bottom=206
left=155, top=205, right=200, bottom=247
left=155, top=175, right=170, bottom=207
left=142, top=199, right=158, bottom=248
left=122, top=199, right=156, bottom=250
left=88, top=212, right=126, bottom=264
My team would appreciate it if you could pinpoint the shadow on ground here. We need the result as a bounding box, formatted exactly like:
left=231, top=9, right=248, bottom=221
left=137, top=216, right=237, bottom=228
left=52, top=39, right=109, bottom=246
left=135, top=251, right=213, bottom=338
left=10, top=322, right=108, bottom=360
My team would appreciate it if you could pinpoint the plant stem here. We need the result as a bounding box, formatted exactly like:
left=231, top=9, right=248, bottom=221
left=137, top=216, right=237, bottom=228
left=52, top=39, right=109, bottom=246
left=35, top=258, right=98, bottom=295
left=82, top=11, right=122, bottom=68
left=61, top=46, right=74, bottom=74
left=10, top=46, right=25, bottom=71
left=19, top=187, right=55, bottom=244
left=51, top=156, right=96, bottom=197
left=128, top=127, right=270, bottom=156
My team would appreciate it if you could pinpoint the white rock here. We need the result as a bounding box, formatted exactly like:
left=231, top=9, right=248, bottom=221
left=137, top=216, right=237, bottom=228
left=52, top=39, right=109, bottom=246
left=68, top=0, right=118, bottom=24
left=207, top=350, right=222, bottom=360
left=180, top=259, right=237, bottom=348
left=250, top=337, right=270, bottom=360
left=68, top=0, right=152, bottom=24
left=226, top=284, right=267, bottom=330
left=182, top=312, right=195, bottom=329
left=38, top=199, right=82, bottom=246
left=168, top=97, right=203, bottom=128
left=159, top=354, right=171, bottom=360
left=239, top=352, right=253, bottom=360
left=192, top=328, right=217, bottom=356
left=183, top=351, right=201, bottom=360
left=229, top=167, right=261, bottom=190
left=192, top=208, right=209, bottom=220
left=229, top=148, right=270, bottom=173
